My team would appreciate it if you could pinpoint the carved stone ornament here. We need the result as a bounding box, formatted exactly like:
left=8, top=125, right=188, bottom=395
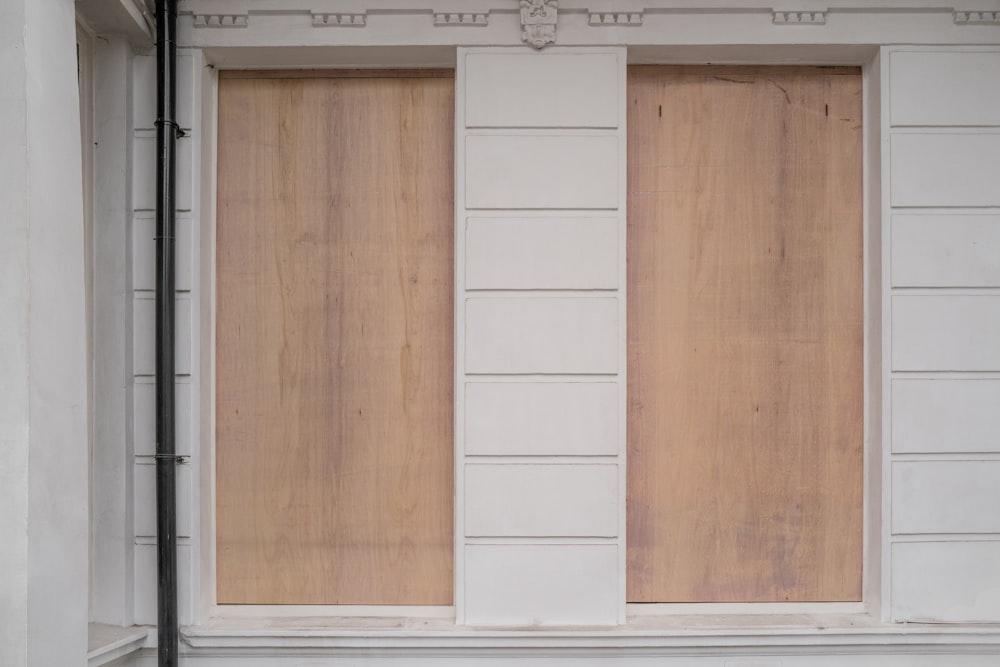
left=520, top=0, right=558, bottom=49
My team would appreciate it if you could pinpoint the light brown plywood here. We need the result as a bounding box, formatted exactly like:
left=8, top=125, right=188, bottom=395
left=215, top=73, right=454, bottom=604
left=627, top=67, right=863, bottom=602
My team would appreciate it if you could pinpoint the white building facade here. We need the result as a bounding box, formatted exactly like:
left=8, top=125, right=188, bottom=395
left=3, top=0, right=1000, bottom=664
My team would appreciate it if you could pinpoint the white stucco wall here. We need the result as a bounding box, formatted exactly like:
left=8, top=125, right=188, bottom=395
left=10, top=0, right=998, bottom=664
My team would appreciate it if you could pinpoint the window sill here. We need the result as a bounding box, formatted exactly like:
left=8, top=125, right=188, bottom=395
left=181, top=615, right=1000, bottom=655
left=88, top=623, right=148, bottom=667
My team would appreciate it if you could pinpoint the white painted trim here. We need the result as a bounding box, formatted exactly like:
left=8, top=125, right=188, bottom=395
left=207, top=605, right=456, bottom=619
left=627, top=603, right=866, bottom=616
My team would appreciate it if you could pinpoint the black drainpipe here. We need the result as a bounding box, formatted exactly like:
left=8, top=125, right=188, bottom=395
left=154, top=0, right=179, bottom=665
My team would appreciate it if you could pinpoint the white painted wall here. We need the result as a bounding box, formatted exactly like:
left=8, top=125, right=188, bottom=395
left=0, top=0, right=90, bottom=664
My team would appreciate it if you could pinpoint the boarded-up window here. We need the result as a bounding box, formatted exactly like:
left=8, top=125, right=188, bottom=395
left=215, top=71, right=454, bottom=605
left=627, top=66, right=863, bottom=602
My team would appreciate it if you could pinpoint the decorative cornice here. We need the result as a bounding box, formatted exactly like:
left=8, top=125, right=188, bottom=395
left=772, top=10, right=827, bottom=24
left=312, top=13, right=366, bottom=27
left=520, top=0, right=558, bottom=49
left=434, top=13, right=489, bottom=26
left=192, top=13, right=247, bottom=28
left=953, top=10, right=1000, bottom=24
left=589, top=12, right=643, bottom=26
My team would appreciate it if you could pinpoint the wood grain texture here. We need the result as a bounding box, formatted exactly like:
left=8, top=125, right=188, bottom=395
left=626, top=66, right=863, bottom=602
left=215, top=73, right=454, bottom=604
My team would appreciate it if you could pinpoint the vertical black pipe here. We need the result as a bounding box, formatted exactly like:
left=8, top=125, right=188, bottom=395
left=154, top=0, right=179, bottom=665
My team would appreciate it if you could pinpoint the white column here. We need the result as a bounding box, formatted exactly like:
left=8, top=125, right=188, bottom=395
left=456, top=47, right=627, bottom=626
left=0, top=0, right=90, bottom=664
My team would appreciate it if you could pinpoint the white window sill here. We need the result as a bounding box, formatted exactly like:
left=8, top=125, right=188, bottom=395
left=88, top=623, right=148, bottom=667
left=181, top=615, right=1000, bottom=655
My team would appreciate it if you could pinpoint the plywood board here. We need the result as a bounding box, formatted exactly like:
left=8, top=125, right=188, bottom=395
left=215, top=72, right=454, bottom=604
left=627, top=66, right=863, bottom=602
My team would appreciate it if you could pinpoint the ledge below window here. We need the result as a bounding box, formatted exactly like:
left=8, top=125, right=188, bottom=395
left=88, top=623, right=148, bottom=667
left=181, top=615, right=1000, bottom=657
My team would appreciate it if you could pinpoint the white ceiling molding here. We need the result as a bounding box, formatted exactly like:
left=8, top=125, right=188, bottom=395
left=175, top=1, right=1000, bottom=51
left=312, top=13, right=367, bottom=27
left=434, top=13, right=490, bottom=26
left=772, top=10, right=827, bottom=24
left=193, top=13, right=249, bottom=28
left=953, top=10, right=1000, bottom=23
left=589, top=12, right=643, bottom=26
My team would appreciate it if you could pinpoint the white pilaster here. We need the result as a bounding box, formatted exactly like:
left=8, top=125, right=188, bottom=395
left=456, top=46, right=627, bottom=626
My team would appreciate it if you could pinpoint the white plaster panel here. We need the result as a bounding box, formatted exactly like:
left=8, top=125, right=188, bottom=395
left=134, top=462, right=194, bottom=538
left=133, top=138, right=192, bottom=212
left=465, top=464, right=618, bottom=537
left=133, top=380, right=194, bottom=458
left=465, top=217, right=618, bottom=289
left=891, top=296, right=1000, bottom=371
left=134, top=53, right=195, bottom=130
left=464, top=52, right=619, bottom=128
left=890, top=134, right=1000, bottom=207
left=892, top=541, right=1000, bottom=622
left=892, top=214, right=1000, bottom=287
left=892, top=461, right=1000, bottom=534
left=890, top=51, right=1000, bottom=127
left=133, top=295, right=193, bottom=376
left=133, top=212, right=194, bottom=291
left=177, top=135, right=194, bottom=212
left=134, top=542, right=193, bottom=626
left=465, top=382, right=618, bottom=456
left=465, top=135, right=619, bottom=210
left=464, top=544, right=618, bottom=626
left=465, top=297, right=618, bottom=374
left=892, top=379, right=1000, bottom=453
left=132, top=134, right=155, bottom=211
left=132, top=54, right=155, bottom=130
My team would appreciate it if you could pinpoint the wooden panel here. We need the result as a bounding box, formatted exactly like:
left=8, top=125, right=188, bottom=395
left=464, top=52, right=620, bottom=128
left=465, top=297, right=618, bottom=374
left=464, top=544, right=619, bottom=626
left=466, top=217, right=618, bottom=290
left=465, top=464, right=618, bottom=537
left=627, top=67, right=863, bottom=602
left=890, top=51, right=1000, bottom=127
left=891, top=133, right=1000, bottom=207
left=892, top=295, right=1000, bottom=371
left=465, top=135, right=619, bottom=209
left=892, top=541, right=1000, bottom=622
left=891, top=214, right=1000, bottom=287
left=465, top=382, right=618, bottom=456
left=215, top=73, right=454, bottom=604
left=892, top=461, right=1000, bottom=534
left=892, top=379, right=1000, bottom=453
